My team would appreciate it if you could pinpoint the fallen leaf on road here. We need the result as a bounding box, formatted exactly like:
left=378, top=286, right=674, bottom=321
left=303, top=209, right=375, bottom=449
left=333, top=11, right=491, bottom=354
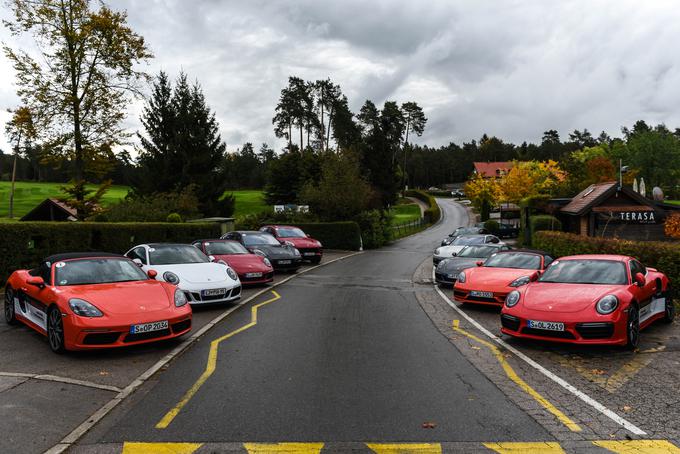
left=471, top=346, right=481, bottom=350
left=623, top=405, right=632, bottom=412
left=99, top=371, right=109, bottom=376
left=422, top=422, right=437, bottom=429
left=591, top=369, right=606, bottom=375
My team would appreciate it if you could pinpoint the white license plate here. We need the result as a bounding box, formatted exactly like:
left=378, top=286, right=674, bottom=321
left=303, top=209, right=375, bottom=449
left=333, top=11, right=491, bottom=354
left=303, top=252, right=316, bottom=256
left=527, top=320, right=565, bottom=331
left=470, top=290, right=493, bottom=298
left=130, top=320, right=168, bottom=334
left=245, top=272, right=262, bottom=278
left=203, top=288, right=226, bottom=297
left=278, top=260, right=292, bottom=265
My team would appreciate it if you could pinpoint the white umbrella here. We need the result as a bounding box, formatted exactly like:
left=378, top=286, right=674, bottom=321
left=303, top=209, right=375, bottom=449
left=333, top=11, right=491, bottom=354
left=640, top=178, right=646, bottom=197
left=632, top=178, right=638, bottom=193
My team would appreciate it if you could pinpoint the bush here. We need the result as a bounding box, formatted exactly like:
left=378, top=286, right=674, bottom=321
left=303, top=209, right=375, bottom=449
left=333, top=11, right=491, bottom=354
left=533, top=231, right=680, bottom=297
left=427, top=190, right=453, bottom=198
left=354, top=210, right=391, bottom=249
left=404, top=189, right=441, bottom=224
left=0, top=222, right=221, bottom=283
left=166, top=213, right=182, bottom=223
left=484, top=219, right=500, bottom=235
left=529, top=215, right=562, bottom=233
left=103, top=187, right=201, bottom=222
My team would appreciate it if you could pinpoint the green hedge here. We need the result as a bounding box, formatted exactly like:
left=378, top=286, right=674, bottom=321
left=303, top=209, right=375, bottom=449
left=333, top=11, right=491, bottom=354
left=529, top=215, right=562, bottom=233
left=288, top=222, right=362, bottom=251
left=0, top=222, right=221, bottom=283
left=404, top=189, right=441, bottom=224
left=533, top=231, right=680, bottom=297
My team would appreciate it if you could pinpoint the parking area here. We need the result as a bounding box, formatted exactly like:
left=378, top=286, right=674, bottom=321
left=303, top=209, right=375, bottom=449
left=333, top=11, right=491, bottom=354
left=0, top=250, right=356, bottom=454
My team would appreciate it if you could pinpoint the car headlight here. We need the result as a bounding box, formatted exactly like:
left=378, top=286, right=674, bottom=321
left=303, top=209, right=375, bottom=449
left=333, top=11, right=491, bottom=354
left=226, top=267, right=238, bottom=281
left=596, top=295, right=618, bottom=314
left=505, top=290, right=521, bottom=307
left=292, top=248, right=301, bottom=256
left=174, top=288, right=188, bottom=307
left=69, top=298, right=103, bottom=317
left=263, top=258, right=272, bottom=267
left=510, top=276, right=531, bottom=287
left=252, top=249, right=266, bottom=257
left=457, top=271, right=466, bottom=283
left=316, top=241, right=323, bottom=248
left=435, top=248, right=442, bottom=256
left=163, top=271, right=180, bottom=285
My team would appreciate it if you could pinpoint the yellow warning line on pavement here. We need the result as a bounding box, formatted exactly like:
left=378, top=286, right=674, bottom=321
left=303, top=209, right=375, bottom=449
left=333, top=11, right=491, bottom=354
left=122, top=442, right=203, bottom=454
left=155, top=291, right=282, bottom=429
left=593, top=440, right=680, bottom=453
left=367, top=443, right=442, bottom=453
left=244, top=442, right=324, bottom=453
left=452, top=320, right=582, bottom=432
left=483, top=441, right=566, bottom=453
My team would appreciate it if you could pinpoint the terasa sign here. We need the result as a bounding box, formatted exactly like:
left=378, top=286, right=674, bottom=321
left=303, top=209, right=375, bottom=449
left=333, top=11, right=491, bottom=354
left=616, top=211, right=656, bottom=223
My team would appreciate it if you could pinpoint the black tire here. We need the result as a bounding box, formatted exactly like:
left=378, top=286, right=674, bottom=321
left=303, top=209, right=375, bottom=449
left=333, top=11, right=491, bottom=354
left=4, top=286, right=18, bottom=325
left=626, top=304, right=640, bottom=350
left=662, top=287, right=675, bottom=324
left=47, top=306, right=66, bottom=354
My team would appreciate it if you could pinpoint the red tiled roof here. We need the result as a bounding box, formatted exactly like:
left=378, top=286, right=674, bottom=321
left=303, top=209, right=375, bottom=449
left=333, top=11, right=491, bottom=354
left=473, top=162, right=513, bottom=177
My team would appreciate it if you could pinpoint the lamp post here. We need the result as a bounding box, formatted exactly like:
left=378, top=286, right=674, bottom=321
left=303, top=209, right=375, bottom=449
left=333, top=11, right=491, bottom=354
left=618, top=159, right=629, bottom=190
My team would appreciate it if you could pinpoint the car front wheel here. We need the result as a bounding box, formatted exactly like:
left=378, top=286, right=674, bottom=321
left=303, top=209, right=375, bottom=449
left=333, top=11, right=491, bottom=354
left=625, top=305, right=640, bottom=350
left=4, top=287, right=17, bottom=325
left=47, top=307, right=66, bottom=354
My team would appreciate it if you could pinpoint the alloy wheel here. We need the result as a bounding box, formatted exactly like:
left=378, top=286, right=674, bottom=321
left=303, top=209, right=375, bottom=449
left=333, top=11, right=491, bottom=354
left=48, top=308, right=65, bottom=353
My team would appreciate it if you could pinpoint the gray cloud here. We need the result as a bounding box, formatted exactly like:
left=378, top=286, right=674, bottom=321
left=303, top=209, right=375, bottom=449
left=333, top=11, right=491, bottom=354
left=2, top=0, right=680, bottom=155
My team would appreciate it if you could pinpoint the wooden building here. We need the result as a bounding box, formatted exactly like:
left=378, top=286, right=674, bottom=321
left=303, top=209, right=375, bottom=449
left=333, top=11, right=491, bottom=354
left=20, top=198, right=78, bottom=222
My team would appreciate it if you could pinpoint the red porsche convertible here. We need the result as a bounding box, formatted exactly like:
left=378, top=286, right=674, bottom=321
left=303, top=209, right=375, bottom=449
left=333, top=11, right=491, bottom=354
left=192, top=239, right=274, bottom=285
left=500, top=255, right=674, bottom=349
left=260, top=225, right=323, bottom=263
left=4, top=253, right=192, bottom=353
left=453, top=249, right=555, bottom=306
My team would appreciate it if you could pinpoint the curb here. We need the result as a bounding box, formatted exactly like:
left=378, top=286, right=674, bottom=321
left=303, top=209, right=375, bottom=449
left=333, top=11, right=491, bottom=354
left=43, top=250, right=364, bottom=454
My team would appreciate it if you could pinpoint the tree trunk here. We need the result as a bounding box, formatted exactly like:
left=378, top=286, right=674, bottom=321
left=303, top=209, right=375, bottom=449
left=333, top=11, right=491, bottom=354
left=288, top=122, right=292, bottom=151
left=320, top=102, right=325, bottom=151
left=325, top=105, right=334, bottom=152
left=299, top=124, right=303, bottom=152
left=9, top=153, right=18, bottom=219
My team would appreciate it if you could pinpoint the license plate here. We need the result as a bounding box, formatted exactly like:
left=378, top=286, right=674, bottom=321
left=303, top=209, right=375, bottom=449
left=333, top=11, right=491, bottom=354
left=278, top=260, right=292, bottom=265
left=527, top=320, right=565, bottom=331
left=203, top=288, right=226, bottom=297
left=303, top=252, right=316, bottom=256
left=470, top=290, right=493, bottom=298
left=245, top=272, right=262, bottom=278
left=130, top=320, right=168, bottom=334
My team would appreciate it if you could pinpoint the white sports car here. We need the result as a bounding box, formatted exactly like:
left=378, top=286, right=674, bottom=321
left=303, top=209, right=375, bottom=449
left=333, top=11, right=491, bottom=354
left=125, top=243, right=241, bottom=305
left=433, top=234, right=505, bottom=265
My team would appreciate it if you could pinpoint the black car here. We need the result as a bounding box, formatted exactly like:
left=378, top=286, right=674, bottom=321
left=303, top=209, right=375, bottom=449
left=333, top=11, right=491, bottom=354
left=434, top=244, right=509, bottom=286
left=441, top=226, right=490, bottom=246
left=496, top=222, right=520, bottom=239
left=220, top=231, right=302, bottom=272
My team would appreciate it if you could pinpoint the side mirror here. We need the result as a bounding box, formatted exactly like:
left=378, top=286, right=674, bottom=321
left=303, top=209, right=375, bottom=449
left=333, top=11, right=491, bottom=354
left=634, top=272, right=646, bottom=287
left=147, top=269, right=158, bottom=279
left=27, top=276, right=45, bottom=288
left=530, top=271, right=540, bottom=281
left=451, top=252, right=457, bottom=257
left=209, top=255, right=216, bottom=262
left=476, top=261, right=484, bottom=267
left=132, top=258, right=143, bottom=267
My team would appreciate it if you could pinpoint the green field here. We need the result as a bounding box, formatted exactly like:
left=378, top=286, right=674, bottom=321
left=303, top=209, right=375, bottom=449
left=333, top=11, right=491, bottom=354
left=667, top=200, right=680, bottom=206
left=390, top=202, right=422, bottom=224
left=0, top=181, right=130, bottom=219
left=228, top=190, right=270, bottom=217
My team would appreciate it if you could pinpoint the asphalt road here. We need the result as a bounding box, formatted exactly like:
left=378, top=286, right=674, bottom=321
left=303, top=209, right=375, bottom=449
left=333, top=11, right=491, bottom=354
left=80, top=199, right=552, bottom=448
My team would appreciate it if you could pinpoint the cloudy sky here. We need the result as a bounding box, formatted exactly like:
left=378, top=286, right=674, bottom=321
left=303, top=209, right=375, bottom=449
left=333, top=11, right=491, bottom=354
left=2, top=0, right=680, bottom=155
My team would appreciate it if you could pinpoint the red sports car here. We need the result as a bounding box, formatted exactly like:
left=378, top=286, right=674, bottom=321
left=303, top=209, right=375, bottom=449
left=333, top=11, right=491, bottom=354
left=501, top=255, right=674, bottom=349
left=4, top=253, right=192, bottom=353
left=454, top=249, right=554, bottom=306
left=260, top=225, right=323, bottom=264
left=192, top=239, right=274, bottom=285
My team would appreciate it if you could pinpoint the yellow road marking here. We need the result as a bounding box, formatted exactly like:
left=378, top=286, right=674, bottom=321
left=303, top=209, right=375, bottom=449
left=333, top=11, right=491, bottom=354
left=593, top=440, right=680, bottom=453
left=483, top=442, right=566, bottom=453
left=367, top=443, right=442, bottom=453
left=122, top=442, right=203, bottom=454
left=244, top=443, right=324, bottom=453
left=156, top=291, right=282, bottom=429
left=452, top=320, right=582, bottom=432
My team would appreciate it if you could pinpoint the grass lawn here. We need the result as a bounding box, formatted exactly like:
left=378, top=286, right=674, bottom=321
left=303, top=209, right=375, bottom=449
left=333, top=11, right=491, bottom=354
left=390, top=203, right=422, bottom=224
left=667, top=200, right=680, bottom=206
left=0, top=181, right=129, bottom=219
left=227, top=190, right=270, bottom=217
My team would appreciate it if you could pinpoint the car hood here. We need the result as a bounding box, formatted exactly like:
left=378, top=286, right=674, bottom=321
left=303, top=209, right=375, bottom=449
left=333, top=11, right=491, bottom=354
left=248, top=244, right=298, bottom=259
left=437, top=245, right=469, bottom=257
left=466, top=267, right=536, bottom=287
left=214, top=254, right=271, bottom=273
left=522, top=283, right=622, bottom=313
left=437, top=258, right=481, bottom=274
left=58, top=281, right=172, bottom=315
left=280, top=237, right=321, bottom=248
left=147, top=262, right=235, bottom=285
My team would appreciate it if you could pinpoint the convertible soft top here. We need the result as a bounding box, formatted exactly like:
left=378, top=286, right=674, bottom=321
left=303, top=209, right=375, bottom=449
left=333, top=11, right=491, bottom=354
left=493, top=248, right=550, bottom=256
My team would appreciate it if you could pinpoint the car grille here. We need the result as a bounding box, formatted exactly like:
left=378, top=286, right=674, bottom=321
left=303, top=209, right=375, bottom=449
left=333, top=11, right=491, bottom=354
left=124, top=328, right=171, bottom=343
left=172, top=319, right=191, bottom=334
left=185, top=286, right=241, bottom=303
left=500, top=314, right=520, bottom=331
left=453, top=289, right=466, bottom=299
left=521, top=327, right=576, bottom=339
left=576, top=322, right=614, bottom=339
left=273, top=259, right=300, bottom=268
left=241, top=272, right=274, bottom=283
left=435, top=272, right=455, bottom=283
left=82, top=332, right=121, bottom=345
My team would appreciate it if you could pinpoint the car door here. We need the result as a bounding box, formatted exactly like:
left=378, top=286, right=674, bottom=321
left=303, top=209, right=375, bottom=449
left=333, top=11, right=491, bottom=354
left=20, top=262, right=53, bottom=331
left=629, top=259, right=656, bottom=321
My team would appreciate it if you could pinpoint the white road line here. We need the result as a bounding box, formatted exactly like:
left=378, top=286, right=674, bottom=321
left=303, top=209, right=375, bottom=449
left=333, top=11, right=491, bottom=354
left=0, top=372, right=121, bottom=393
left=431, top=267, right=646, bottom=436
left=43, top=251, right=364, bottom=454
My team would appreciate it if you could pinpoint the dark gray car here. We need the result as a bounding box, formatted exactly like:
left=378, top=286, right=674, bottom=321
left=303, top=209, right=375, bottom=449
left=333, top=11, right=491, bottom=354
left=435, top=244, right=509, bottom=286
left=441, top=226, right=489, bottom=246
left=221, top=231, right=302, bottom=272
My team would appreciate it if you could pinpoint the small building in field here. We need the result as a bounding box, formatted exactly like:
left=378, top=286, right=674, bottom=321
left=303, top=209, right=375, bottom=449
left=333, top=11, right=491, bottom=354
left=473, top=162, right=513, bottom=179
left=20, top=198, right=78, bottom=222
left=559, top=181, right=669, bottom=240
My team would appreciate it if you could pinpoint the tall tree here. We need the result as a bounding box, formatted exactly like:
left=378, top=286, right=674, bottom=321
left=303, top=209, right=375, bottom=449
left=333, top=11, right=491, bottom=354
left=4, top=106, right=36, bottom=218
left=401, top=102, right=427, bottom=146
left=3, top=0, right=152, bottom=206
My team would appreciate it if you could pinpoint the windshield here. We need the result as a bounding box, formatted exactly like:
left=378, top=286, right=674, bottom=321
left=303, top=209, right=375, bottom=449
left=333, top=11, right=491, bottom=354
left=149, top=245, right=209, bottom=265
left=458, top=246, right=499, bottom=258
left=276, top=227, right=306, bottom=238
left=484, top=253, right=541, bottom=270
left=453, top=236, right=485, bottom=246
left=539, top=260, right=627, bottom=285
left=55, top=258, right=148, bottom=286
left=204, top=241, right=249, bottom=255
left=452, top=227, right=475, bottom=236
left=243, top=233, right=280, bottom=246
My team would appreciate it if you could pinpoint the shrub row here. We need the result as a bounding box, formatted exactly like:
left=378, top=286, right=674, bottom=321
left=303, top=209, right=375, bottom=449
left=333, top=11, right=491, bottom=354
left=288, top=221, right=362, bottom=251
left=0, top=222, right=221, bottom=283
left=529, top=215, right=562, bottom=234
left=533, top=231, right=680, bottom=296
left=404, top=189, right=441, bottom=224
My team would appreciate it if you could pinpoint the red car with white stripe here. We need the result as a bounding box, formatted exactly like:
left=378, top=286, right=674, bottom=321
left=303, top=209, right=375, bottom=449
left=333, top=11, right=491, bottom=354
left=500, top=255, right=674, bottom=349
